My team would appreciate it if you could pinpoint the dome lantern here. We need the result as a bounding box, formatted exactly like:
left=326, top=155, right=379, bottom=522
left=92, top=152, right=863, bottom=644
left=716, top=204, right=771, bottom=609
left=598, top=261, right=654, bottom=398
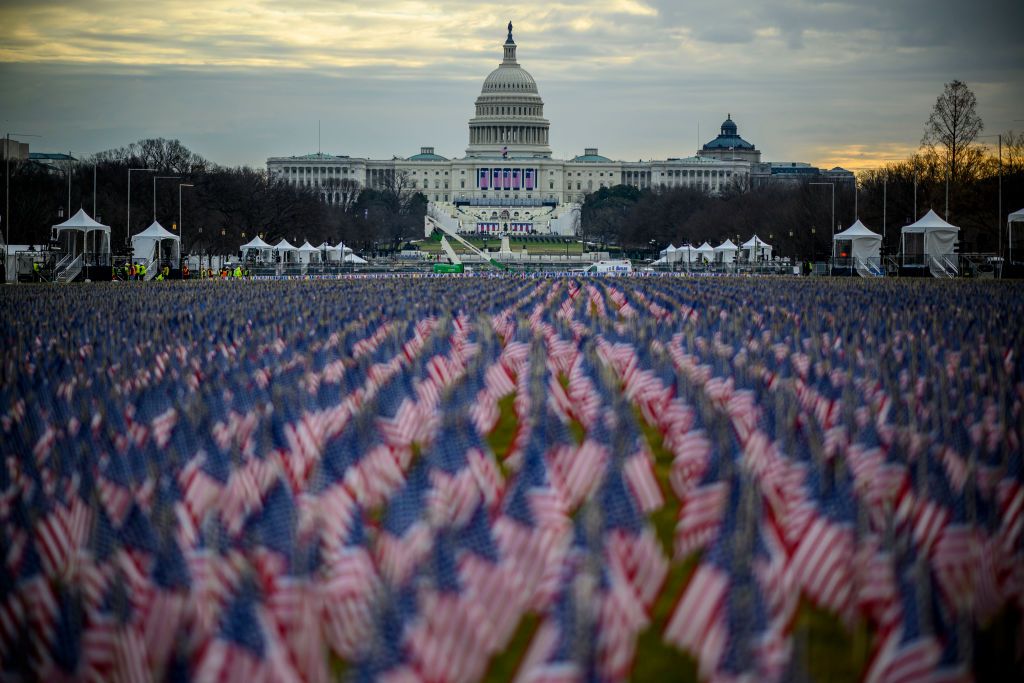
left=504, top=21, right=517, bottom=61
left=721, top=114, right=737, bottom=136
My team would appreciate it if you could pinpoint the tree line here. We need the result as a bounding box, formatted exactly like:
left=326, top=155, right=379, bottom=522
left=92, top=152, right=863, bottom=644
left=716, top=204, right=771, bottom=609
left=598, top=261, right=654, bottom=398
left=4, top=81, right=1020, bottom=262
left=581, top=80, right=1023, bottom=259
left=1, top=138, right=427, bottom=258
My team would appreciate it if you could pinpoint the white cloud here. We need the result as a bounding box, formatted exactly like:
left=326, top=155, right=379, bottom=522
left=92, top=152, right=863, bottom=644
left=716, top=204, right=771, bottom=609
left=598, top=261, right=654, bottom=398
left=0, top=0, right=1021, bottom=169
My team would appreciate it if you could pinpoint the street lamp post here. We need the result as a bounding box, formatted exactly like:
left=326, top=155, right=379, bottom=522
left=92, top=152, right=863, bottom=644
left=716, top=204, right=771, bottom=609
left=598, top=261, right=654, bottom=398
left=64, top=152, right=72, bottom=222
left=127, top=168, right=156, bottom=254
left=976, top=134, right=1004, bottom=259
left=178, top=183, right=194, bottom=261
left=153, top=176, right=180, bottom=222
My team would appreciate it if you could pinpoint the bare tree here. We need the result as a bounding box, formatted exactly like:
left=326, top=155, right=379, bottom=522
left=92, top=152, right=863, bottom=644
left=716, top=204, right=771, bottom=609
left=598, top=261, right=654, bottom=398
left=921, top=80, right=984, bottom=184
left=327, top=178, right=362, bottom=213
left=1002, top=130, right=1024, bottom=176
left=93, top=138, right=208, bottom=174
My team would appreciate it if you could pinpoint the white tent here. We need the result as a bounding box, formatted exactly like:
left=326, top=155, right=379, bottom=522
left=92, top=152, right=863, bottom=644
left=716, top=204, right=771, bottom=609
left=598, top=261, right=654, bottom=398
left=675, top=244, right=697, bottom=264
left=274, top=238, right=298, bottom=263
left=297, top=240, right=320, bottom=265
left=695, top=242, right=715, bottom=263
left=317, top=241, right=340, bottom=262
left=659, top=243, right=677, bottom=257
left=1009, top=208, right=1024, bottom=263
left=901, top=209, right=960, bottom=276
left=131, top=220, right=180, bottom=268
left=53, top=208, right=111, bottom=259
left=714, top=238, right=738, bottom=264
left=740, top=235, right=773, bottom=262
left=343, top=252, right=367, bottom=265
left=333, top=240, right=353, bottom=255
left=833, top=220, right=882, bottom=277
left=240, top=235, right=274, bottom=263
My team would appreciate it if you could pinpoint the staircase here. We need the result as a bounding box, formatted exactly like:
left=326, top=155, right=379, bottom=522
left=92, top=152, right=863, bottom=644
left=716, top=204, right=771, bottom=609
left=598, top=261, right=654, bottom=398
left=55, top=254, right=82, bottom=283
left=854, top=257, right=884, bottom=278
left=928, top=255, right=958, bottom=279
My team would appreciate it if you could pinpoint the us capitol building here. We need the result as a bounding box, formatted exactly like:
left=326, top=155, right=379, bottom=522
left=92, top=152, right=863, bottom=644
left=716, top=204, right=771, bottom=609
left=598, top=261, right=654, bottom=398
left=267, top=23, right=807, bottom=236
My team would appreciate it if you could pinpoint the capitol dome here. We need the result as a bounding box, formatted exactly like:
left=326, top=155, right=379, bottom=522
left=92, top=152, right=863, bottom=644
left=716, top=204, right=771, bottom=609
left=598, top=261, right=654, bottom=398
left=466, top=22, right=551, bottom=159
left=481, top=64, right=538, bottom=93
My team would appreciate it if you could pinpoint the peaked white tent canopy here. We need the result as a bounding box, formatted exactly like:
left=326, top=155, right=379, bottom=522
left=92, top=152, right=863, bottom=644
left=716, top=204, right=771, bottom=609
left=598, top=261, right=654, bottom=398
left=834, top=220, right=882, bottom=276
left=674, top=244, right=697, bottom=263
left=274, top=238, right=298, bottom=263
left=901, top=210, right=959, bottom=273
left=740, top=235, right=773, bottom=261
left=1009, top=209, right=1024, bottom=263
left=714, top=238, right=738, bottom=264
left=659, top=243, right=677, bottom=257
left=131, top=220, right=180, bottom=266
left=240, top=235, right=274, bottom=262
left=52, top=208, right=111, bottom=258
left=297, top=240, right=320, bottom=264
left=317, top=241, right=341, bottom=262
left=695, top=242, right=715, bottom=263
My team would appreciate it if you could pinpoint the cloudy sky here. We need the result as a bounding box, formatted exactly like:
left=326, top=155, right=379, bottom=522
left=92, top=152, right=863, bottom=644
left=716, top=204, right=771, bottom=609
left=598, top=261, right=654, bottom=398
left=1, top=0, right=1021, bottom=170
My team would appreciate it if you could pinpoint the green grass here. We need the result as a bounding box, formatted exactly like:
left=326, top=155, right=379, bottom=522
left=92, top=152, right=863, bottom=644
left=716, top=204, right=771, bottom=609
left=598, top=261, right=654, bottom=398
left=482, top=613, right=541, bottom=682
left=476, top=377, right=880, bottom=681
left=629, top=407, right=703, bottom=681
left=486, top=394, right=519, bottom=474
left=632, top=553, right=702, bottom=682
left=792, top=600, right=872, bottom=682
left=634, top=408, right=678, bottom=558
left=329, top=651, right=348, bottom=679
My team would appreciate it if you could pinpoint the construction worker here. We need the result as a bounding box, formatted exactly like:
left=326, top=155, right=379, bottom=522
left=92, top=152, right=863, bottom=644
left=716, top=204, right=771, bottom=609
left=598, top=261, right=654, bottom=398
left=182, top=263, right=190, bottom=279
left=233, top=264, right=242, bottom=278
left=129, top=262, right=137, bottom=280
left=33, top=261, right=40, bottom=282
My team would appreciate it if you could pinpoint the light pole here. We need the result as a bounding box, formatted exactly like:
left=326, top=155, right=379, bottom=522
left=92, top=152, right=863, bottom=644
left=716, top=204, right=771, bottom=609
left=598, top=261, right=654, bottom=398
left=4, top=132, right=40, bottom=254
left=810, top=182, right=835, bottom=272
left=178, top=183, right=194, bottom=259
left=976, top=134, right=1003, bottom=258
left=64, top=152, right=72, bottom=221
left=127, top=168, right=156, bottom=253
left=153, top=176, right=180, bottom=223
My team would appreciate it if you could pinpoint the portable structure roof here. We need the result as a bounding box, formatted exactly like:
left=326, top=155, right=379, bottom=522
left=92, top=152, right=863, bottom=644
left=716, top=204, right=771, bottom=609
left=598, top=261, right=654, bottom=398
left=131, top=220, right=180, bottom=266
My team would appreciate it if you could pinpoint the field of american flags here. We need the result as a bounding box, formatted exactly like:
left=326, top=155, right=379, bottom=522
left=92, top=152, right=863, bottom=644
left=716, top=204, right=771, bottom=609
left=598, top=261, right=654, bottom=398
left=1, top=275, right=1022, bottom=682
